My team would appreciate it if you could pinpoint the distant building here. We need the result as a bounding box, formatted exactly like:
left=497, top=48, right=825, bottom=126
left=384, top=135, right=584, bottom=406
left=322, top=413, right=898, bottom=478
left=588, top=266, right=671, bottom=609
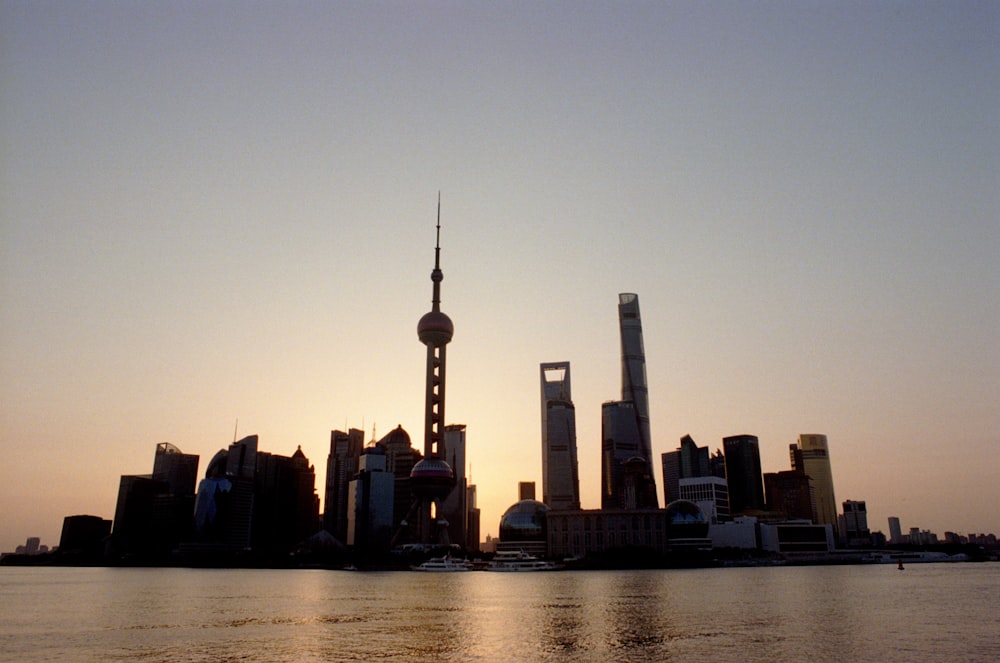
left=112, top=442, right=200, bottom=561
left=519, top=481, right=536, bottom=502
left=759, top=520, right=835, bottom=556
left=439, top=424, right=468, bottom=547
left=661, top=434, right=710, bottom=505
left=601, top=402, right=657, bottom=509
left=375, top=425, right=419, bottom=544
left=346, top=447, right=395, bottom=555
left=600, top=294, right=658, bottom=509
left=841, top=500, right=870, bottom=547
left=764, top=470, right=815, bottom=521
left=723, top=434, right=765, bottom=514
left=59, top=515, right=111, bottom=561
left=253, top=445, right=320, bottom=555
left=546, top=502, right=710, bottom=560
left=790, top=434, right=838, bottom=534
left=679, top=476, right=730, bottom=523
left=888, top=516, right=903, bottom=544
left=465, top=484, right=481, bottom=553
left=540, top=362, right=581, bottom=511
left=324, top=428, right=365, bottom=543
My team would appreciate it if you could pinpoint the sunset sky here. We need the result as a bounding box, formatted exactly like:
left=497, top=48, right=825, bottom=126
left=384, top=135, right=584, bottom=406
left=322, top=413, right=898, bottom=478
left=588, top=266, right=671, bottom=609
left=2, top=2, right=997, bottom=550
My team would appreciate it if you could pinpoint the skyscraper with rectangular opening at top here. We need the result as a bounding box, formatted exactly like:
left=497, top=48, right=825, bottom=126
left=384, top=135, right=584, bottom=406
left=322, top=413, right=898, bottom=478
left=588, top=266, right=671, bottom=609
left=540, top=361, right=580, bottom=510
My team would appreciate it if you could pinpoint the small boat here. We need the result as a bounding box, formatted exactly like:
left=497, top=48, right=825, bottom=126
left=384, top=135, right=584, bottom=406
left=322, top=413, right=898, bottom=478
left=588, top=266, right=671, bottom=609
left=410, top=555, right=472, bottom=572
left=897, top=560, right=904, bottom=570
left=485, top=549, right=563, bottom=572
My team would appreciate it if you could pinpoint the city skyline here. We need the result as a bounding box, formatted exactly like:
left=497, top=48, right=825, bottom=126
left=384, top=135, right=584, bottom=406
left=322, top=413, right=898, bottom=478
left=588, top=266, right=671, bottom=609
left=2, top=3, right=997, bottom=548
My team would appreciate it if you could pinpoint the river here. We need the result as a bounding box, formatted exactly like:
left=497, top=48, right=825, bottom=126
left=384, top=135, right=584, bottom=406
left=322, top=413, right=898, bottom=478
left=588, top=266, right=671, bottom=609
left=1, top=564, right=996, bottom=661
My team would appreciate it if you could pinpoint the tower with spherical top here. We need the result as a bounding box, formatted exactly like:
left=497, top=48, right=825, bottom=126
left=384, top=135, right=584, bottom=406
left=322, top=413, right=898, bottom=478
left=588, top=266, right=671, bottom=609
left=409, top=194, right=456, bottom=544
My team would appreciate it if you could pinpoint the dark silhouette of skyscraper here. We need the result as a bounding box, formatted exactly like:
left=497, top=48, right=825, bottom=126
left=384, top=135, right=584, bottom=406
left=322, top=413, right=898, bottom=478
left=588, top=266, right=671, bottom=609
left=661, top=434, right=711, bottom=505
left=723, top=434, right=765, bottom=514
left=409, top=197, right=457, bottom=545
left=324, top=428, right=364, bottom=543
left=763, top=470, right=814, bottom=521
left=540, top=361, right=580, bottom=510
left=602, top=293, right=658, bottom=509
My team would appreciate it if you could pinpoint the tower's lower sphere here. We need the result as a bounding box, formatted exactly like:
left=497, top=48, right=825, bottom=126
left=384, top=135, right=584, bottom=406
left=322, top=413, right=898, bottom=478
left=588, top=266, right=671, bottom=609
left=410, top=457, right=455, bottom=500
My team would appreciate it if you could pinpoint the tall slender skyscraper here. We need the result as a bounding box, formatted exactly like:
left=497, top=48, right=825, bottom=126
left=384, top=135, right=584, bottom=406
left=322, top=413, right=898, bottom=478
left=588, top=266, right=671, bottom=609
left=602, top=293, right=658, bottom=508
left=723, top=434, right=765, bottom=514
left=540, top=362, right=580, bottom=510
left=409, top=196, right=456, bottom=545
left=790, top=434, right=837, bottom=532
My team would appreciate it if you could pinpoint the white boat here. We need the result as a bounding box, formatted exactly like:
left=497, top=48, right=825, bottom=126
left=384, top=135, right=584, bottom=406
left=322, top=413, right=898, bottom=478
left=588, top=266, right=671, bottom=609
left=410, top=555, right=472, bottom=572
left=485, top=549, right=563, bottom=572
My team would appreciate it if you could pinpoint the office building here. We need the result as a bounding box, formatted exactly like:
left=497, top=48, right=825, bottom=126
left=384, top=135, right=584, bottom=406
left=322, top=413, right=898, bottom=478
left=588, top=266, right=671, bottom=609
left=519, top=481, right=536, bottom=501
left=253, top=445, right=320, bottom=555
left=324, top=428, right=365, bottom=543
left=439, top=424, right=468, bottom=547
left=842, top=500, right=870, bottom=547
left=888, top=516, right=903, bottom=544
left=764, top=470, right=815, bottom=521
left=540, top=361, right=580, bottom=510
left=661, top=434, right=711, bottom=505
left=346, top=447, right=395, bottom=555
left=602, top=401, right=657, bottom=509
left=723, top=434, right=765, bottom=514
left=679, top=476, right=730, bottom=523
left=790, top=434, right=838, bottom=533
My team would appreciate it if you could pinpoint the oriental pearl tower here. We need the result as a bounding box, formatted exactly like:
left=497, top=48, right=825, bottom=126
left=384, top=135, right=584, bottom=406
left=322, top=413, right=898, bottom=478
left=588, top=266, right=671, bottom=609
left=409, top=194, right=456, bottom=545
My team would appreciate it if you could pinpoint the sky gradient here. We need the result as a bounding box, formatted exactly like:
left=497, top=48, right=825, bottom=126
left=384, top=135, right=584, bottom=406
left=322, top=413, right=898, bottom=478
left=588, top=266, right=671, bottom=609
left=2, top=2, right=997, bottom=549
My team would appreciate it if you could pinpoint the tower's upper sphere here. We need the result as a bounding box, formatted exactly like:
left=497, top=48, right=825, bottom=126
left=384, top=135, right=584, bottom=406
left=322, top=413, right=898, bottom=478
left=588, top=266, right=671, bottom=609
left=418, top=310, right=454, bottom=346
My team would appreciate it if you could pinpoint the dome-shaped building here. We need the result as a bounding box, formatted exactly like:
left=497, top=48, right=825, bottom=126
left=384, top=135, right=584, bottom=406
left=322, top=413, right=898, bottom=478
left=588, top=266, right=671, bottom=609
left=497, top=499, right=550, bottom=558
left=665, top=499, right=711, bottom=552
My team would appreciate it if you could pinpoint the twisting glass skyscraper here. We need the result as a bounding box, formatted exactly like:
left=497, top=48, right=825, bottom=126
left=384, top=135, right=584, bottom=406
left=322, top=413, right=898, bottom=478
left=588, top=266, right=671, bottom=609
left=540, top=362, right=580, bottom=510
left=601, top=293, right=658, bottom=509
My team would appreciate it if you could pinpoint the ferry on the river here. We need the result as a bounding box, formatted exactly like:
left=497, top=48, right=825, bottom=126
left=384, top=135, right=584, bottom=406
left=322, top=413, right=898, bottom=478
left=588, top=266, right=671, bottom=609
left=485, top=550, right=563, bottom=572
left=410, top=555, right=473, bottom=572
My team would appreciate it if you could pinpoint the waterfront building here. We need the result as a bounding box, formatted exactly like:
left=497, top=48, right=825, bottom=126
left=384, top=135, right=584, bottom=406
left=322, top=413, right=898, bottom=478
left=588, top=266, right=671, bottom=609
left=346, top=447, right=395, bottom=555
left=439, top=424, right=468, bottom=547
left=790, top=434, right=838, bottom=533
left=190, top=436, right=258, bottom=552
left=722, top=434, right=765, bottom=514
left=601, top=293, right=658, bottom=507
left=253, top=446, right=320, bottom=555
left=661, top=434, right=711, bottom=505
left=758, top=520, right=835, bottom=556
left=888, top=516, right=903, bottom=544
left=112, top=442, right=200, bottom=560
left=152, top=443, right=199, bottom=496
left=540, top=361, right=581, bottom=510
left=763, top=470, right=815, bottom=521
left=601, top=401, right=657, bottom=509
left=679, top=476, right=730, bottom=523
left=497, top=499, right=550, bottom=558
left=546, top=503, right=710, bottom=560
left=707, top=516, right=759, bottom=549
left=409, top=199, right=457, bottom=545
left=519, top=481, right=536, bottom=501
left=465, top=484, right=481, bottom=553
left=842, top=500, right=870, bottom=547
left=59, top=515, right=111, bottom=560
left=324, top=428, right=365, bottom=544
left=376, top=425, right=418, bottom=539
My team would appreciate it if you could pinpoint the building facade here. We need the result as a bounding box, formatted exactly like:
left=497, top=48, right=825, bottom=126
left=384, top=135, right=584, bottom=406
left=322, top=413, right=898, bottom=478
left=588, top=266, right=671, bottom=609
left=723, top=434, right=765, bottom=514
left=540, top=361, right=581, bottom=510
left=790, top=434, right=838, bottom=533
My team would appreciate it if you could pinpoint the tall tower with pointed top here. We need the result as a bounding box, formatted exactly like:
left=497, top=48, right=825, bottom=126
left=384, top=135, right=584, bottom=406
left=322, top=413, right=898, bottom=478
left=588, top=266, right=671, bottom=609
left=409, top=195, right=456, bottom=544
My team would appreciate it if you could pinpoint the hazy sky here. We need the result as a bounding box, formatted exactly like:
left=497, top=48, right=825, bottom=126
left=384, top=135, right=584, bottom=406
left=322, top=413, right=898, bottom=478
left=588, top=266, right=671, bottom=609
left=2, top=2, right=997, bottom=549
